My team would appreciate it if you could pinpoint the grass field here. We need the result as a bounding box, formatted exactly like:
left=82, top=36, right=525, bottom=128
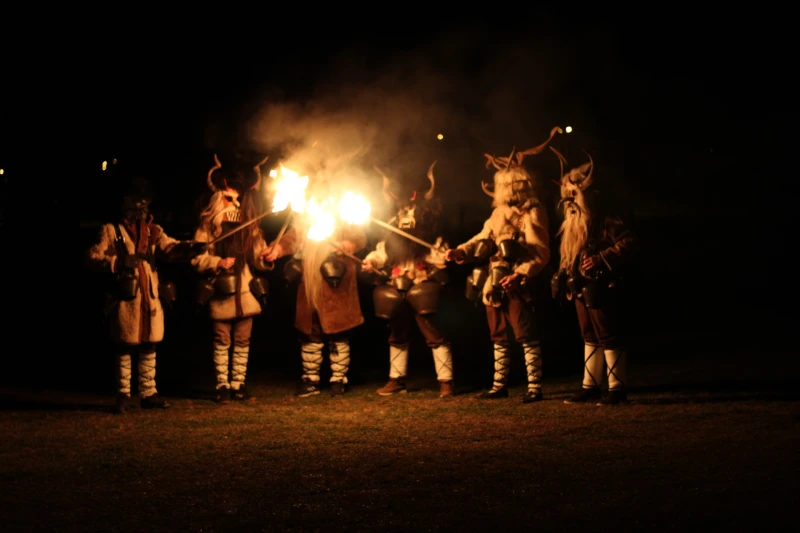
left=2, top=352, right=798, bottom=532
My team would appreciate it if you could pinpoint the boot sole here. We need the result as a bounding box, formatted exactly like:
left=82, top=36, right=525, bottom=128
left=377, top=390, right=407, bottom=396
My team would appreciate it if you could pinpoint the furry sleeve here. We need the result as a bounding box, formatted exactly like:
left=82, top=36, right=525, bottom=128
left=514, top=206, right=551, bottom=278
left=86, top=223, right=118, bottom=273
left=598, top=216, right=635, bottom=271
left=365, top=241, right=388, bottom=268
left=190, top=227, right=222, bottom=273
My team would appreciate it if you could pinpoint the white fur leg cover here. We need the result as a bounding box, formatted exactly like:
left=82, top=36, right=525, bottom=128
left=301, top=342, right=324, bottom=383
left=138, top=350, right=157, bottom=398
left=231, top=345, right=249, bottom=391
left=116, top=353, right=132, bottom=396
left=389, top=344, right=409, bottom=379
left=491, top=343, right=511, bottom=391
left=432, top=344, right=453, bottom=382
left=213, top=344, right=231, bottom=390
left=583, top=343, right=605, bottom=389
left=329, top=341, right=351, bottom=384
left=522, top=341, right=542, bottom=392
left=604, top=348, right=627, bottom=391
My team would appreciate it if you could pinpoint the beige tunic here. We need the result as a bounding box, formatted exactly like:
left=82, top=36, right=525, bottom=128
left=456, top=202, right=551, bottom=306
left=191, top=226, right=272, bottom=321
left=86, top=222, right=180, bottom=345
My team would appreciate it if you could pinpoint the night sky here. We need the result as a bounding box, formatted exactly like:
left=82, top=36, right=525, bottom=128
left=2, top=11, right=789, bottom=315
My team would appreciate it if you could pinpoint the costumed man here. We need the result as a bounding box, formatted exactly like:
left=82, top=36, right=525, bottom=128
left=191, top=155, right=284, bottom=404
left=264, top=150, right=367, bottom=397
left=549, top=146, right=635, bottom=405
left=363, top=161, right=455, bottom=398
left=86, top=177, right=206, bottom=414
left=446, top=127, right=558, bottom=403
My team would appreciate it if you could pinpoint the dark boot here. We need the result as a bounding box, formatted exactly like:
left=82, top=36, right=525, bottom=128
left=141, top=393, right=170, bottom=409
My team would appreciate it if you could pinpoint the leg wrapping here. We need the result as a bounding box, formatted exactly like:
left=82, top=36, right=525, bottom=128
left=213, top=344, right=231, bottom=390
left=604, top=348, right=627, bottom=391
left=583, top=343, right=605, bottom=389
left=522, top=341, right=542, bottom=392
left=138, top=350, right=157, bottom=398
left=431, top=344, right=453, bottom=382
left=230, top=345, right=249, bottom=390
left=389, top=344, right=409, bottom=379
left=491, top=343, right=511, bottom=391
left=116, top=353, right=132, bottom=396
left=301, top=342, right=324, bottom=382
left=329, top=341, right=351, bottom=384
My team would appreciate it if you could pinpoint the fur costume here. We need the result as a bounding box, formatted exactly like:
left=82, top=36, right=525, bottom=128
left=278, top=148, right=367, bottom=397
left=86, top=177, right=202, bottom=412
left=190, top=155, right=283, bottom=402
left=550, top=147, right=636, bottom=405
left=366, top=161, right=454, bottom=398
left=453, top=127, right=559, bottom=402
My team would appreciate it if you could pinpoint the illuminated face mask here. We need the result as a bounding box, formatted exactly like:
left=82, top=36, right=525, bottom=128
left=221, top=187, right=242, bottom=222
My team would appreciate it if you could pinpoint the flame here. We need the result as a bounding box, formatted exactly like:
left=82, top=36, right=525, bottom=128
left=271, top=164, right=309, bottom=213
left=338, top=191, right=371, bottom=225
left=305, top=196, right=337, bottom=242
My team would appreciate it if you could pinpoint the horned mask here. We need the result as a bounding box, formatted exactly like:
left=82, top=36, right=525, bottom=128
left=481, top=126, right=560, bottom=207
left=375, top=161, right=437, bottom=229
left=551, top=146, right=594, bottom=216
left=205, top=153, right=268, bottom=223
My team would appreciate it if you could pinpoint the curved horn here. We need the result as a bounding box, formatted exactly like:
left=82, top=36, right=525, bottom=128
left=251, top=155, right=269, bottom=190
left=424, top=160, right=437, bottom=200
left=375, top=165, right=394, bottom=205
left=207, top=153, right=222, bottom=192
left=484, top=154, right=503, bottom=171
left=516, top=126, right=561, bottom=165
left=577, top=149, right=594, bottom=190
left=505, top=146, right=516, bottom=170
left=549, top=146, right=568, bottom=183
left=481, top=181, right=495, bottom=198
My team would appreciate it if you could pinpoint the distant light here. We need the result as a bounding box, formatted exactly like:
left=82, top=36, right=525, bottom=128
left=112, top=158, right=118, bottom=165
left=269, top=169, right=278, bottom=178
left=437, top=133, right=444, bottom=140
left=565, top=126, right=573, bottom=133
left=102, top=161, right=107, bottom=171
left=0, top=169, right=4, bottom=175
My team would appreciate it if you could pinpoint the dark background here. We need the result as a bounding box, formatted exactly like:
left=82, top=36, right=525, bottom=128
left=1, top=11, right=791, bottom=393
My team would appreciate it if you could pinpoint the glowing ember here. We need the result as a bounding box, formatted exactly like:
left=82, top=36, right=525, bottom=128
left=271, top=165, right=309, bottom=213
left=338, top=191, right=371, bottom=225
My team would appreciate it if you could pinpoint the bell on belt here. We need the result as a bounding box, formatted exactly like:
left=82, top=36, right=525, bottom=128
left=118, top=269, right=139, bottom=301
left=406, top=280, right=441, bottom=315
left=196, top=278, right=215, bottom=306
left=497, top=239, right=524, bottom=262
left=373, top=284, right=404, bottom=319
left=214, top=272, right=237, bottom=297
left=320, top=254, right=347, bottom=288
left=473, top=239, right=497, bottom=263
left=249, top=276, right=269, bottom=305
left=159, top=281, right=178, bottom=306
left=427, top=265, right=449, bottom=285
left=465, top=266, right=488, bottom=303
left=283, top=258, right=303, bottom=283
left=392, top=275, right=413, bottom=292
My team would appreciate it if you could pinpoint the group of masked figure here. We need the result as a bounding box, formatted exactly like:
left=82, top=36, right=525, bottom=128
left=86, top=127, right=635, bottom=414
